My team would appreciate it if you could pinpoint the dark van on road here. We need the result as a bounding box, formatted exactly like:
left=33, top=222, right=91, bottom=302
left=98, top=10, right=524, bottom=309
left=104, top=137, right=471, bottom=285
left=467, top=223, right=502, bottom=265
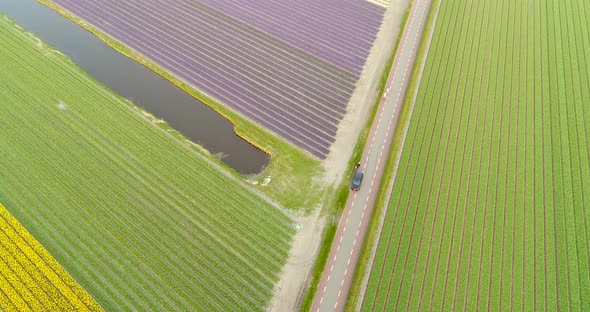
left=351, top=169, right=364, bottom=191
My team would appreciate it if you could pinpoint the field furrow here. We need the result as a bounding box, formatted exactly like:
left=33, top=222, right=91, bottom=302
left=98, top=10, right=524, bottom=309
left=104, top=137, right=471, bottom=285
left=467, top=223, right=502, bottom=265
left=357, top=0, right=590, bottom=310
left=0, top=17, right=294, bottom=311
left=47, top=0, right=385, bottom=158
left=0, top=203, right=102, bottom=311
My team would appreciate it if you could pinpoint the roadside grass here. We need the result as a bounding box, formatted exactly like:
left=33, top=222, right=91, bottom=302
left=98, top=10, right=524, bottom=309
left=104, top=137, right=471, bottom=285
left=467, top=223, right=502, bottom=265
left=297, top=105, right=376, bottom=312
left=31, top=1, right=414, bottom=311
left=38, top=0, right=325, bottom=212
left=297, top=3, right=417, bottom=311
left=344, top=0, right=437, bottom=309
left=0, top=16, right=295, bottom=311
left=297, top=68, right=382, bottom=312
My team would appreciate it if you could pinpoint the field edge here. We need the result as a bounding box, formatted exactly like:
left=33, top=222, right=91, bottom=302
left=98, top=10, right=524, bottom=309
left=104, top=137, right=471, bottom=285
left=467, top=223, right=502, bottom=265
left=37, top=0, right=327, bottom=212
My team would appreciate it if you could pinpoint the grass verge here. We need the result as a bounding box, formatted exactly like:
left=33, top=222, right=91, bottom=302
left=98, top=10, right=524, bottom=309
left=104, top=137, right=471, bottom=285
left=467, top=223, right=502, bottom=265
left=298, top=2, right=416, bottom=310
left=344, top=0, right=440, bottom=309
left=38, top=0, right=325, bottom=212
left=0, top=15, right=295, bottom=310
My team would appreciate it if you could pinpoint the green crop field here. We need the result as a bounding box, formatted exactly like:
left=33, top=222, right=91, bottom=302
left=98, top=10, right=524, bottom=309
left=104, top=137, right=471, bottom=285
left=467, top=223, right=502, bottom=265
left=359, top=0, right=590, bottom=310
left=0, top=17, right=295, bottom=311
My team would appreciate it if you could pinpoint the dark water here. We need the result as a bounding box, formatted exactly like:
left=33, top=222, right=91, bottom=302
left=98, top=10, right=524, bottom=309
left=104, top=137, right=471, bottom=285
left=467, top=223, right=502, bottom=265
left=0, top=0, right=269, bottom=174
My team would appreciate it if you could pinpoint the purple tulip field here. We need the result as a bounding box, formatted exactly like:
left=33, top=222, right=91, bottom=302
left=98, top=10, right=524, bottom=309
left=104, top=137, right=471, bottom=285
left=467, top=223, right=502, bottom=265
left=52, top=0, right=385, bottom=158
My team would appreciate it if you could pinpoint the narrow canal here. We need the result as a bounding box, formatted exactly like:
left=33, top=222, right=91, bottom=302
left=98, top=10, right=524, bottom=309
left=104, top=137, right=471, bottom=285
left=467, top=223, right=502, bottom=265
left=1, top=0, right=269, bottom=174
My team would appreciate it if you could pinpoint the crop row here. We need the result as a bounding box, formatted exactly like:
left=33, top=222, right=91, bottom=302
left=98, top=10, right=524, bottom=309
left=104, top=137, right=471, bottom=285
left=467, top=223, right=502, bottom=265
left=0, top=24, right=293, bottom=250
left=0, top=204, right=102, bottom=311
left=0, top=18, right=294, bottom=311
left=0, top=48, right=284, bottom=310
left=50, top=0, right=385, bottom=158
left=0, top=26, right=284, bottom=310
left=360, top=0, right=590, bottom=311
left=188, top=0, right=384, bottom=73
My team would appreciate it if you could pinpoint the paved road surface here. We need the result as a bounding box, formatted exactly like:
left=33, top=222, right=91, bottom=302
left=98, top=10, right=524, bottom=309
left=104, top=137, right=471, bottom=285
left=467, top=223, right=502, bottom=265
left=311, top=0, right=433, bottom=310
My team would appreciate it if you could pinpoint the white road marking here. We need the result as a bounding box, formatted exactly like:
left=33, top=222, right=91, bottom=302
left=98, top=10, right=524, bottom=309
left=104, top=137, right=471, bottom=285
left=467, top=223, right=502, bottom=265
left=312, top=1, right=433, bottom=309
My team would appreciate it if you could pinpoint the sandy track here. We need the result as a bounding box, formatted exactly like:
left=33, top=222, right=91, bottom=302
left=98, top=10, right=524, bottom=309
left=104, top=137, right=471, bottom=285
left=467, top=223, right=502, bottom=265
left=312, top=0, right=434, bottom=309
left=267, top=1, right=411, bottom=310
left=267, top=208, right=325, bottom=311
left=321, top=0, right=411, bottom=186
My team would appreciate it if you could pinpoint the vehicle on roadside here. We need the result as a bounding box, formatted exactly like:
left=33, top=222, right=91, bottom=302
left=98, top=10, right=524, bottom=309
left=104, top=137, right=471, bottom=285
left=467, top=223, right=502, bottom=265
left=351, top=169, right=364, bottom=191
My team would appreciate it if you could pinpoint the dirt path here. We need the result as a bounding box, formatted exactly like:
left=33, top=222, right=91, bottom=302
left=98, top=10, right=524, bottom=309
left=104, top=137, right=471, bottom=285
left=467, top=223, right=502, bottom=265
left=267, top=1, right=411, bottom=310
left=311, top=0, right=433, bottom=309
left=322, top=0, right=411, bottom=186
left=267, top=208, right=325, bottom=311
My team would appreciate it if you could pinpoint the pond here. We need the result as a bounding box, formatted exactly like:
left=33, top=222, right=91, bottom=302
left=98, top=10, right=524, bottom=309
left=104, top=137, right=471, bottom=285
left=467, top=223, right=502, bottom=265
left=1, top=0, right=270, bottom=174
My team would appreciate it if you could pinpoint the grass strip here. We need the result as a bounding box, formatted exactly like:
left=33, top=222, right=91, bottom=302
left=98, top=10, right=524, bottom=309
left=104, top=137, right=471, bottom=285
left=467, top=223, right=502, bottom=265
left=38, top=0, right=326, bottom=212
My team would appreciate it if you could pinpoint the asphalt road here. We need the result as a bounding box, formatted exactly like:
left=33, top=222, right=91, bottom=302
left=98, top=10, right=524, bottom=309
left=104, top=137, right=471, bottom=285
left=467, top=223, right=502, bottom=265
left=311, top=0, right=433, bottom=310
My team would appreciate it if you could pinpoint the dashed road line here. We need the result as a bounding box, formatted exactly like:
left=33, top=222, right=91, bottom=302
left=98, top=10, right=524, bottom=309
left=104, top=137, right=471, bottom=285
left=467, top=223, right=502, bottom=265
left=312, top=0, right=434, bottom=309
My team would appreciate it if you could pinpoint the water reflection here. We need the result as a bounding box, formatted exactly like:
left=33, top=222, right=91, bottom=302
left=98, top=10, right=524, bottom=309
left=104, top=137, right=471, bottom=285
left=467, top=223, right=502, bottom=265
left=1, top=0, right=269, bottom=174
